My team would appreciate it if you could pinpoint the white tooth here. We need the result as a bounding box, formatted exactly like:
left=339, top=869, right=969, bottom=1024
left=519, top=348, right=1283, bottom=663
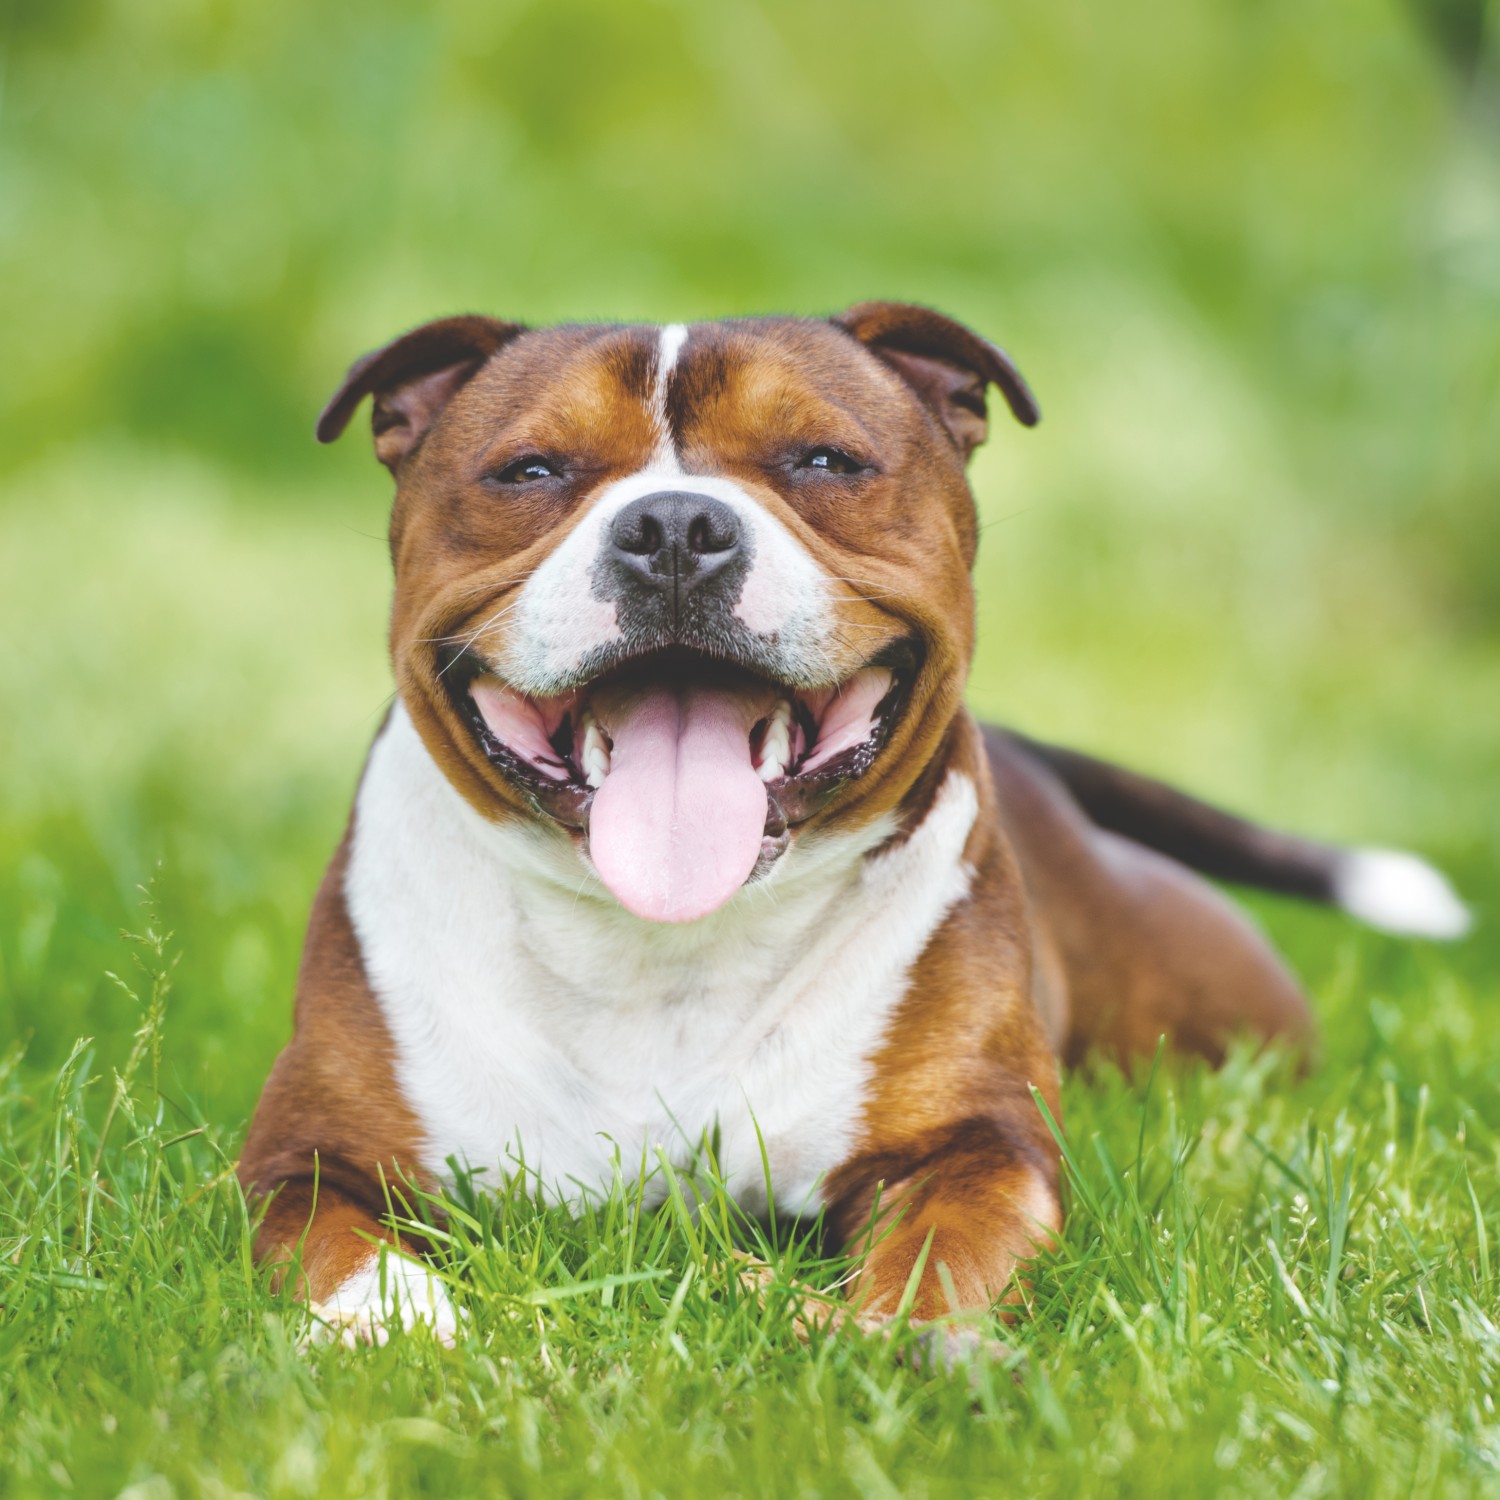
left=580, top=711, right=611, bottom=789
left=756, top=698, right=793, bottom=782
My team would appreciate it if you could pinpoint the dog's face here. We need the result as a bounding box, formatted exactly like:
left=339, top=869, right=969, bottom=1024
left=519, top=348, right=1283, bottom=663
left=319, top=304, right=1037, bottom=922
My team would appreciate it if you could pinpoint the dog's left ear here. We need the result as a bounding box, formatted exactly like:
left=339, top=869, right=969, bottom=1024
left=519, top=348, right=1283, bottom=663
left=315, top=314, right=527, bottom=473
left=835, top=301, right=1039, bottom=457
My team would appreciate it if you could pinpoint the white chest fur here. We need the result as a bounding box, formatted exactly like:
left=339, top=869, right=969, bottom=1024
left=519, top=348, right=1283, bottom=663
left=344, top=707, right=977, bottom=1215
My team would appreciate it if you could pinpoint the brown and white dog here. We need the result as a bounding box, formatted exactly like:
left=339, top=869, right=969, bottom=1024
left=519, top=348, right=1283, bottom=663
left=239, top=304, right=1469, bottom=1343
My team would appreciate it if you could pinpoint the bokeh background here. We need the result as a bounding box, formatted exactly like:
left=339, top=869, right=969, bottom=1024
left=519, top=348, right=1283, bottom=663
left=1, top=0, right=1497, bottom=1128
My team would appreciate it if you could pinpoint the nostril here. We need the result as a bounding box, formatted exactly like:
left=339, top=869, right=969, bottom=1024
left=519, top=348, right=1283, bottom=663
left=637, top=516, right=664, bottom=556
left=618, top=515, right=663, bottom=557
left=609, top=492, right=741, bottom=582
left=686, top=511, right=736, bottom=555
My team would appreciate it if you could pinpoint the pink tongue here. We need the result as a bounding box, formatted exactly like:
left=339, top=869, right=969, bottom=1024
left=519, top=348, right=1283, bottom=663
left=588, top=682, right=770, bottom=923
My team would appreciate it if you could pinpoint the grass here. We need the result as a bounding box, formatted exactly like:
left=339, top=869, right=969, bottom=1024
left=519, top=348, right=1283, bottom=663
left=4, top=0, right=1500, bottom=1491
left=0, top=369, right=1495, bottom=1500
left=0, top=486, right=1495, bottom=1499
left=3, top=888, right=1499, bottom=1496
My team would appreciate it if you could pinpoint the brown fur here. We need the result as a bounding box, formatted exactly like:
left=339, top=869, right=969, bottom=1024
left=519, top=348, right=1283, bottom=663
left=239, top=827, right=431, bottom=1296
left=242, top=305, right=1317, bottom=1327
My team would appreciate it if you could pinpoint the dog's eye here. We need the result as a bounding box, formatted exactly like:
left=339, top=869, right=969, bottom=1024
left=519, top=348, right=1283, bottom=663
left=490, top=456, right=561, bottom=485
left=799, top=447, right=863, bottom=476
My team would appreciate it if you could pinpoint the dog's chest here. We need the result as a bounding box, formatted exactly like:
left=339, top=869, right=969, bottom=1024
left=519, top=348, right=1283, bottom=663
left=345, top=710, right=977, bottom=1213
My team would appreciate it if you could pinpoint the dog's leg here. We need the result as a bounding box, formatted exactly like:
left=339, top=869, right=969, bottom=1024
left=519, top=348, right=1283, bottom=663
left=812, top=756, right=1066, bottom=1338
left=985, top=731, right=1317, bottom=1066
left=254, top=1176, right=458, bottom=1347
left=240, top=834, right=455, bottom=1345
left=1061, top=832, right=1317, bottom=1065
left=828, top=1124, right=1061, bottom=1329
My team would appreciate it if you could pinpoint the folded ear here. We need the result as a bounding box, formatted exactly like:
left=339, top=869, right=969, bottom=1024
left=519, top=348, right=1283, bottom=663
left=835, top=301, right=1039, bottom=458
left=315, top=315, right=527, bottom=473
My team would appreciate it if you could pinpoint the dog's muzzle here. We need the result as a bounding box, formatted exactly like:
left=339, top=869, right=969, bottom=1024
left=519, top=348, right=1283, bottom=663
left=593, top=489, right=754, bottom=642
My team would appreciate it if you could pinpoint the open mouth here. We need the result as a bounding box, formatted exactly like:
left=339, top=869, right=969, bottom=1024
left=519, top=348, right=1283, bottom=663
left=445, top=643, right=915, bottom=924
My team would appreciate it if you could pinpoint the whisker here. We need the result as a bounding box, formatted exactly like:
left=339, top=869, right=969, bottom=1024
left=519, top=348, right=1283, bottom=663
left=826, top=587, right=907, bottom=603
left=446, top=573, right=535, bottom=604
left=418, top=600, right=523, bottom=649
left=824, top=620, right=891, bottom=636
left=444, top=604, right=524, bottom=657
left=467, top=602, right=523, bottom=637
left=362, top=688, right=400, bottom=728
left=570, top=865, right=603, bottom=911
left=414, top=573, right=534, bottom=649
left=806, top=641, right=843, bottom=686
left=749, top=871, right=784, bottom=912
left=975, top=505, right=1035, bottom=535
left=433, top=599, right=526, bottom=679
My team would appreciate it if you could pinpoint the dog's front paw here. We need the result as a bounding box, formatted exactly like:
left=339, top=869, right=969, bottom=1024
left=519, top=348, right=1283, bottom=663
left=307, top=1251, right=461, bottom=1349
left=853, top=1313, right=1017, bottom=1380
left=732, top=1249, right=852, bottom=1341
left=903, top=1321, right=1014, bottom=1375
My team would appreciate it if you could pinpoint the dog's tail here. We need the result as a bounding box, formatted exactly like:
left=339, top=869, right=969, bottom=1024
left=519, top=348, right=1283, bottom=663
left=1004, top=730, right=1471, bottom=939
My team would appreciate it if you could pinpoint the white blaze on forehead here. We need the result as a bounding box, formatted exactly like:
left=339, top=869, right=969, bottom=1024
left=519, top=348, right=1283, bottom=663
left=650, top=323, right=689, bottom=462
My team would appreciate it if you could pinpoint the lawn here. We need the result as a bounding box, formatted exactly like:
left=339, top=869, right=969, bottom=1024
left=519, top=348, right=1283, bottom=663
left=3, top=1, right=1499, bottom=1494
left=1, top=445, right=1495, bottom=1499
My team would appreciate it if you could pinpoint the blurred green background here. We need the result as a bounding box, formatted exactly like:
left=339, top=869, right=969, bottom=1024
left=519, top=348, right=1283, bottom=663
left=1, top=0, right=1496, bottom=1129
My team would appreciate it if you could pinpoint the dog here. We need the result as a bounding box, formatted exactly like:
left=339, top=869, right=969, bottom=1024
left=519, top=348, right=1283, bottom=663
left=238, top=303, right=1469, bottom=1343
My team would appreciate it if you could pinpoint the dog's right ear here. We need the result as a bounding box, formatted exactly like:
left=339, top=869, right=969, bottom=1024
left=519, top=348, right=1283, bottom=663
left=835, top=302, right=1039, bottom=458
left=315, top=315, right=527, bottom=473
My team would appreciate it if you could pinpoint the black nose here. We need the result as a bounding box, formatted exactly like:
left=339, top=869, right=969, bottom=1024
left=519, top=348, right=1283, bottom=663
left=607, top=492, right=743, bottom=608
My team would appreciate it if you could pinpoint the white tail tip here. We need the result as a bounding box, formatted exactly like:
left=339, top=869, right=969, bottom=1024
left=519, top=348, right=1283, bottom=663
left=1334, top=849, right=1472, bottom=940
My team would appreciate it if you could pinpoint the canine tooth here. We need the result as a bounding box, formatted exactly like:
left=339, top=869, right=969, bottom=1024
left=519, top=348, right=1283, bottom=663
left=580, top=712, right=611, bottom=789
left=756, top=698, right=794, bottom=782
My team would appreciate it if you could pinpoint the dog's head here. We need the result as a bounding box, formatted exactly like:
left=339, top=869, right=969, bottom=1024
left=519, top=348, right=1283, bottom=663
left=319, top=305, right=1037, bottom=923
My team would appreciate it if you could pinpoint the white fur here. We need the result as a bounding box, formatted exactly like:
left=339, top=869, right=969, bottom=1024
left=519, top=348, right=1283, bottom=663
left=1334, top=848, right=1472, bottom=939
left=498, top=463, right=835, bottom=695
left=344, top=705, right=978, bottom=1217
left=650, top=322, right=689, bottom=458
left=310, top=1246, right=459, bottom=1348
